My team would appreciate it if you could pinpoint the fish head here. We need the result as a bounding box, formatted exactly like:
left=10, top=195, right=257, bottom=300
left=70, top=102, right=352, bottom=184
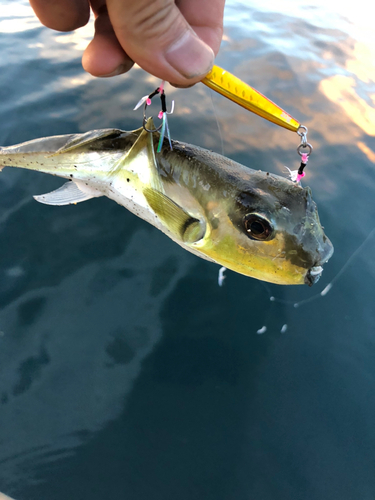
left=197, top=171, right=333, bottom=285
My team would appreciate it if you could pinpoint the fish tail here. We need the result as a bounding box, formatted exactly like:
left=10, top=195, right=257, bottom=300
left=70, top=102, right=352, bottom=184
left=0, top=150, right=56, bottom=172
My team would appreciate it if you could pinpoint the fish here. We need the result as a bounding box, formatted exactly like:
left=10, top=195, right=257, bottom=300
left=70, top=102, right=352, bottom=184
left=0, top=492, right=15, bottom=500
left=0, top=119, right=333, bottom=285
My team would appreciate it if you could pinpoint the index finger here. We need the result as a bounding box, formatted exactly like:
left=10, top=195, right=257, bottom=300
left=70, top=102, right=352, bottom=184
left=29, top=0, right=90, bottom=31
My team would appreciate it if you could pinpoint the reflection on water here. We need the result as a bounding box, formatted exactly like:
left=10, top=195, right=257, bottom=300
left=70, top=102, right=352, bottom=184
left=321, top=74, right=375, bottom=136
left=0, top=3, right=40, bottom=33
left=1, top=1, right=375, bottom=499
left=0, top=226, right=194, bottom=488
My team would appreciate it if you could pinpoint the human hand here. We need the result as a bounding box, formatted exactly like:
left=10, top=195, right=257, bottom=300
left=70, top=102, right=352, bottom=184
left=29, top=0, right=225, bottom=85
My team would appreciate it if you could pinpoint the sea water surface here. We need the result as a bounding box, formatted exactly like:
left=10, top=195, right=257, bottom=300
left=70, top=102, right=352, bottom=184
left=0, top=1, right=375, bottom=499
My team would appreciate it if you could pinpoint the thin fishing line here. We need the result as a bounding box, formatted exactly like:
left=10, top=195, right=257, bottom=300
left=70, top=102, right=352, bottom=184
left=209, top=89, right=225, bottom=156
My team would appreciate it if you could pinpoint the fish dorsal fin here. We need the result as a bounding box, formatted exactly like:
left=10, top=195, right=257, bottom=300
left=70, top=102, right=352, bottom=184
left=143, top=187, right=205, bottom=244
left=123, top=119, right=156, bottom=163
left=51, top=129, right=124, bottom=156
left=130, top=118, right=155, bottom=135
left=34, top=181, right=102, bottom=206
left=112, top=118, right=161, bottom=186
left=126, top=118, right=157, bottom=160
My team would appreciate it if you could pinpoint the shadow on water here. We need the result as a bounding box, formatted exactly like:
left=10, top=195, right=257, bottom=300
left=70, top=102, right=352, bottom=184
left=0, top=193, right=140, bottom=309
left=19, top=262, right=287, bottom=500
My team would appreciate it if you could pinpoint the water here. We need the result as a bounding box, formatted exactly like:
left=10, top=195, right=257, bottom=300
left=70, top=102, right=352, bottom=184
left=0, top=1, right=375, bottom=499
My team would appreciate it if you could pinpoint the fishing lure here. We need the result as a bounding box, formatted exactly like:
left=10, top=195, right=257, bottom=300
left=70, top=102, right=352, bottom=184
left=134, top=66, right=313, bottom=181
left=202, top=65, right=313, bottom=182
left=202, top=65, right=300, bottom=132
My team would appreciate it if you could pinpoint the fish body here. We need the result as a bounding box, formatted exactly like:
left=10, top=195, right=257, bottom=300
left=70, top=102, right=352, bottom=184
left=0, top=121, right=333, bottom=285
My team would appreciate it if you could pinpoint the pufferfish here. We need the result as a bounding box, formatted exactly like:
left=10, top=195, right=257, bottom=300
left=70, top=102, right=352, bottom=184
left=0, top=120, right=333, bottom=285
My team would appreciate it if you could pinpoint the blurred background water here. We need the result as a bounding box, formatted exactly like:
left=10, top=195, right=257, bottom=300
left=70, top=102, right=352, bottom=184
left=0, top=1, right=375, bottom=499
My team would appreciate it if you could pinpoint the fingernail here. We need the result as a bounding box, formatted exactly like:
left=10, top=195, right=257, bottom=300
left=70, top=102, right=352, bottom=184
left=169, top=82, right=196, bottom=88
left=165, top=30, right=214, bottom=80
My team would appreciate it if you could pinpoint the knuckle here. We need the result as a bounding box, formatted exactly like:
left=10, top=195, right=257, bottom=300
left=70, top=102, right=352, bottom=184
left=122, top=0, right=179, bottom=42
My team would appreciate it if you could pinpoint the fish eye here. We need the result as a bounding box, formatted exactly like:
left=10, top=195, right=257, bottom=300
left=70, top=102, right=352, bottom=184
left=243, top=213, right=274, bottom=241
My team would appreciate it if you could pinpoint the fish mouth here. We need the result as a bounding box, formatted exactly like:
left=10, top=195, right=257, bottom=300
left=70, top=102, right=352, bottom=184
left=304, top=265, right=324, bottom=286
left=304, top=237, right=334, bottom=286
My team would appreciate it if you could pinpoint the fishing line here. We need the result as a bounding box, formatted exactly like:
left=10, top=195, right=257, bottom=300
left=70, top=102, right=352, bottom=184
left=265, top=225, right=375, bottom=308
left=209, top=89, right=225, bottom=157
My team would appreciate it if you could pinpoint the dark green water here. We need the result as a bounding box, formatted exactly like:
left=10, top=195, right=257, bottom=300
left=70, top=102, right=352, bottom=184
left=1, top=1, right=375, bottom=499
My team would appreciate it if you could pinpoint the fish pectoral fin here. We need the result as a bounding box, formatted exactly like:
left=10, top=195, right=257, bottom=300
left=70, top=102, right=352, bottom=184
left=143, top=187, right=206, bottom=244
left=34, top=181, right=101, bottom=206
left=50, top=129, right=124, bottom=156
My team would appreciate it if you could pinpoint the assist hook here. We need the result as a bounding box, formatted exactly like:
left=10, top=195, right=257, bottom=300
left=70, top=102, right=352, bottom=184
left=134, top=81, right=174, bottom=152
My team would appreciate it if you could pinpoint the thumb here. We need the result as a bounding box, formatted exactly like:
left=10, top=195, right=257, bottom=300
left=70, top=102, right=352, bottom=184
left=106, top=0, right=216, bottom=85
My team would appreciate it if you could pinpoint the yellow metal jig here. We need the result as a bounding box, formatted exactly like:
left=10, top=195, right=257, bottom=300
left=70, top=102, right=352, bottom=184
left=202, top=65, right=300, bottom=132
